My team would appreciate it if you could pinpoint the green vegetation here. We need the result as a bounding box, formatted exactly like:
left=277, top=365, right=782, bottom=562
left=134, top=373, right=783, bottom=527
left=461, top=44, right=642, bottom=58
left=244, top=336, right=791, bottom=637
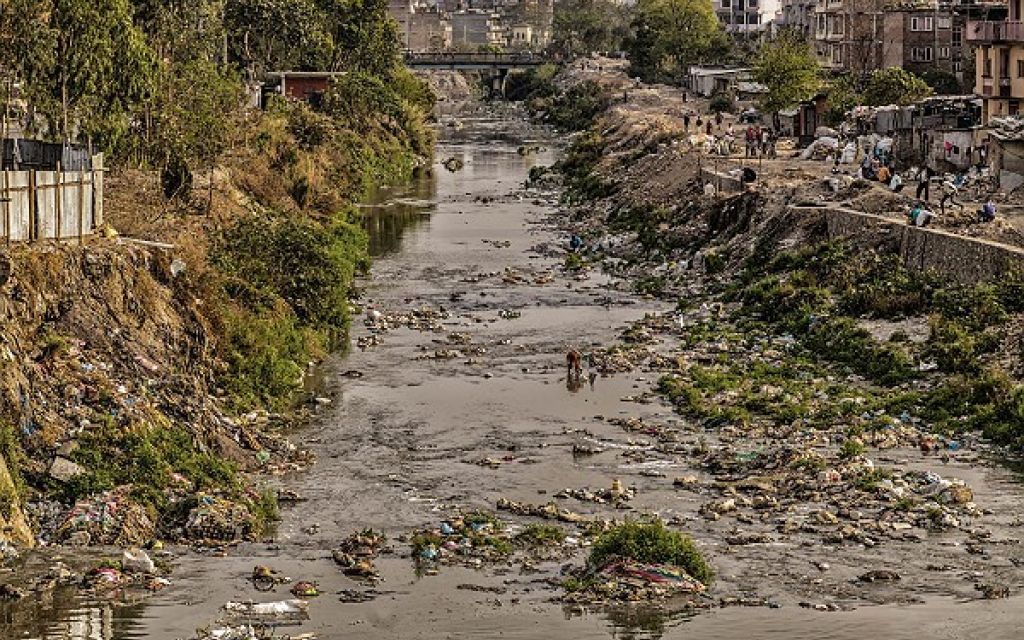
left=753, top=29, right=821, bottom=119
left=0, top=0, right=436, bottom=537
left=515, top=523, right=567, bottom=546
left=626, top=0, right=729, bottom=84
left=589, top=520, right=713, bottom=584
left=824, top=69, right=933, bottom=124
left=63, top=419, right=238, bottom=508
left=552, top=0, right=630, bottom=58
left=861, top=68, right=934, bottom=107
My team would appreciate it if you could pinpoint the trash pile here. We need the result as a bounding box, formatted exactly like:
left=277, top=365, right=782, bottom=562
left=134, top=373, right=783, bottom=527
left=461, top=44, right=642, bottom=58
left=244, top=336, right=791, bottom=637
left=180, top=494, right=258, bottom=543
left=55, top=487, right=155, bottom=546
left=554, top=480, right=635, bottom=506
left=410, top=512, right=516, bottom=569
left=331, top=529, right=387, bottom=581
left=562, top=555, right=708, bottom=603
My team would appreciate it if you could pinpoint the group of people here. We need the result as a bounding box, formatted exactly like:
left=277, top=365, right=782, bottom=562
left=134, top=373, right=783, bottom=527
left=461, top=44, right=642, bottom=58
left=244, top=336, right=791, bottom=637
left=907, top=168, right=997, bottom=226
left=682, top=110, right=778, bottom=159
left=743, top=125, right=778, bottom=159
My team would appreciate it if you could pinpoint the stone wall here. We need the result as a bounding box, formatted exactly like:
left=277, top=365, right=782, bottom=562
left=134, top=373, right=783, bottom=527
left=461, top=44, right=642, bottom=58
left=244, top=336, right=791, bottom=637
left=819, top=206, right=1024, bottom=283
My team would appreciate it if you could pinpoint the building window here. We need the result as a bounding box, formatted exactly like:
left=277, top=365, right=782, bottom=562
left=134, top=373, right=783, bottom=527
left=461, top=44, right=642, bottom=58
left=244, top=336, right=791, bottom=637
left=937, top=16, right=951, bottom=29
left=910, top=16, right=933, bottom=31
left=953, top=61, right=962, bottom=72
left=831, top=44, right=842, bottom=64
left=952, top=27, right=962, bottom=47
left=938, top=46, right=950, bottom=59
left=983, top=50, right=992, bottom=77
left=1011, top=100, right=1020, bottom=116
left=911, top=46, right=933, bottom=62
left=722, top=0, right=731, bottom=8
left=1019, top=59, right=1024, bottom=77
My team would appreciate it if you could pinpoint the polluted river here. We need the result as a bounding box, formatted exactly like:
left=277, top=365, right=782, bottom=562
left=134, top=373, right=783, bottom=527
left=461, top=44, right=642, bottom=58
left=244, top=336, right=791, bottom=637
left=7, top=109, right=1024, bottom=640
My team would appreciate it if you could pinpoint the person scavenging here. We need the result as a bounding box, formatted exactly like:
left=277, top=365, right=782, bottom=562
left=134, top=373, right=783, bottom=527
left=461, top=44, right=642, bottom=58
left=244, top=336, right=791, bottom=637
left=979, top=199, right=996, bottom=223
left=940, top=173, right=966, bottom=214
left=907, top=201, right=935, bottom=227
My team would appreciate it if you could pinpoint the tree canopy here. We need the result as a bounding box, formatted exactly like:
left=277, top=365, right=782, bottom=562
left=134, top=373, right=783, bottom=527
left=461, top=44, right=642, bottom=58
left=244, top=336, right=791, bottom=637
left=625, top=0, right=729, bottom=83
left=552, top=0, right=630, bottom=58
left=861, top=68, right=934, bottom=106
left=753, top=30, right=820, bottom=114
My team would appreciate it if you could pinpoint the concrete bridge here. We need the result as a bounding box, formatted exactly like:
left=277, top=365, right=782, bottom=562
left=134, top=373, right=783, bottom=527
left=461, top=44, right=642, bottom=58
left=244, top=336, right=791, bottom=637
left=404, top=52, right=552, bottom=96
left=404, top=52, right=549, bottom=70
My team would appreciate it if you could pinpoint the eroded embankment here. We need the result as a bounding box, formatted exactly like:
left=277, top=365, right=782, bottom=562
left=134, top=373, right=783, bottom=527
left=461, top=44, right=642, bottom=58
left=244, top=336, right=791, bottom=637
left=527, top=60, right=1024, bottom=611
left=0, top=74, right=435, bottom=567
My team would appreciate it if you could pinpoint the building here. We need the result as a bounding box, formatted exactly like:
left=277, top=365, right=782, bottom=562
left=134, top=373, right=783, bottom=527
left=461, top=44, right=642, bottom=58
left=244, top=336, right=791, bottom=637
left=408, top=9, right=452, bottom=50
left=265, top=71, right=348, bottom=106
left=450, top=10, right=505, bottom=48
left=777, top=0, right=818, bottom=37
left=715, top=0, right=781, bottom=32
left=390, top=0, right=415, bottom=47
left=968, top=3, right=1024, bottom=122
left=687, top=66, right=755, bottom=97
left=813, top=0, right=888, bottom=73
left=881, top=7, right=967, bottom=80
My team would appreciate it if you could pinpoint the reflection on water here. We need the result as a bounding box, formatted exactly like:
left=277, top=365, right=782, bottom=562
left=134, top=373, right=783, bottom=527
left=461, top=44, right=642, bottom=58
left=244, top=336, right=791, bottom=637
left=1, top=587, right=147, bottom=640
left=360, top=167, right=436, bottom=257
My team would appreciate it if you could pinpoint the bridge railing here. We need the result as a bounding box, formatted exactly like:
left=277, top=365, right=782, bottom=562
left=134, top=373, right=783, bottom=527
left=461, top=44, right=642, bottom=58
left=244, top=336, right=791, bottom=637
left=404, top=51, right=545, bottom=65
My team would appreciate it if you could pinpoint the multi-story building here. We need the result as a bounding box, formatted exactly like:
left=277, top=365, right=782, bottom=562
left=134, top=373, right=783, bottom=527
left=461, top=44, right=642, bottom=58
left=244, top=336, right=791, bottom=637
left=777, top=0, right=818, bottom=37
left=968, top=2, right=1024, bottom=122
left=408, top=8, right=453, bottom=50
left=813, top=0, right=887, bottom=73
left=450, top=10, right=505, bottom=48
left=715, top=0, right=781, bottom=32
left=881, top=7, right=967, bottom=80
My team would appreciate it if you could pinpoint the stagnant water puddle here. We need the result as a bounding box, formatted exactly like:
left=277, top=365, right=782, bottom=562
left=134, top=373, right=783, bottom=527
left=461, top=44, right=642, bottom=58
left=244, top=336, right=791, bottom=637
left=6, top=115, right=1024, bottom=640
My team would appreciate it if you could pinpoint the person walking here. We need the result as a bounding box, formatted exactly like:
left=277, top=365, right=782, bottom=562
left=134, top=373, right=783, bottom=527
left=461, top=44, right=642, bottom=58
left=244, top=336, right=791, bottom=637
left=684, top=113, right=691, bottom=131
left=915, top=165, right=934, bottom=201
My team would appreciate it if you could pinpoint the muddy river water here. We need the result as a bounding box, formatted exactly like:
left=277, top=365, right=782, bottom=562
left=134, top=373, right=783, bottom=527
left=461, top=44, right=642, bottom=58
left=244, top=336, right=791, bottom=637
left=6, top=114, right=1024, bottom=640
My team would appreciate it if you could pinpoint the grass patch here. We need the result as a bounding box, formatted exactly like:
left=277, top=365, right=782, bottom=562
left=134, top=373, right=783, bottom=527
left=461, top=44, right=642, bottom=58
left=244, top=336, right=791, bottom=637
left=589, top=520, right=713, bottom=585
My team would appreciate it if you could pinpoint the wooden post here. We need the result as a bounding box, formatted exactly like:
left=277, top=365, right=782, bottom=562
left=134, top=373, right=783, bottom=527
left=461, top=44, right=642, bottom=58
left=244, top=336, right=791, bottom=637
left=55, top=162, right=62, bottom=241
left=78, top=169, right=85, bottom=244
left=2, top=170, right=7, bottom=245
left=29, top=170, right=36, bottom=242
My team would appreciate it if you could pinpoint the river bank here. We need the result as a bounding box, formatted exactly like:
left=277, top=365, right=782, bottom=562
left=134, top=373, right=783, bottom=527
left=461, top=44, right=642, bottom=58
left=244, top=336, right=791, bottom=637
left=7, top=67, right=1024, bottom=639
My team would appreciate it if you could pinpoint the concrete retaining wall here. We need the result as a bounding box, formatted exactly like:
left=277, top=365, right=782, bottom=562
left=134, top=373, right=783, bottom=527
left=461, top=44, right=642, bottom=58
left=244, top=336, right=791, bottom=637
left=818, top=206, right=1024, bottom=283
left=699, top=167, right=745, bottom=195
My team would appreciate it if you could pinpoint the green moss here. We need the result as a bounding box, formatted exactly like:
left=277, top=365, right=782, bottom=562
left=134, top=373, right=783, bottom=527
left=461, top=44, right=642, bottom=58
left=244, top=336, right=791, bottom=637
left=515, top=523, right=566, bottom=546
left=589, top=520, right=713, bottom=585
left=64, top=419, right=238, bottom=508
left=250, top=488, right=280, bottom=535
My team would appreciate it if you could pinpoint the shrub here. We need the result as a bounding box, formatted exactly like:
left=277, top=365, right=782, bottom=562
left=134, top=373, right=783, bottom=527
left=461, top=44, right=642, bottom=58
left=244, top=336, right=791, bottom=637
left=589, top=520, right=713, bottom=585
left=839, top=439, right=865, bottom=459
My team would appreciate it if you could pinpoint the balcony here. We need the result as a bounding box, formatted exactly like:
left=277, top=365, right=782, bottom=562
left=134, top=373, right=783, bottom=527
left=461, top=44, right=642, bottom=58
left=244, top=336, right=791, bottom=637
left=967, top=20, right=1024, bottom=43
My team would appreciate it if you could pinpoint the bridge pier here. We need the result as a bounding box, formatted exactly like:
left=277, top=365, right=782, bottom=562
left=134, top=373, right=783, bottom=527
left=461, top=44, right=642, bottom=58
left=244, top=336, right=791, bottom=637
left=490, top=69, right=509, bottom=99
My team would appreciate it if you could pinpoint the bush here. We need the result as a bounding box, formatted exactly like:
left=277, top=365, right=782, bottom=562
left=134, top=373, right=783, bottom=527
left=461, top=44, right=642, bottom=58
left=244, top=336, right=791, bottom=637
left=545, top=80, right=611, bottom=131
left=589, top=520, right=713, bottom=584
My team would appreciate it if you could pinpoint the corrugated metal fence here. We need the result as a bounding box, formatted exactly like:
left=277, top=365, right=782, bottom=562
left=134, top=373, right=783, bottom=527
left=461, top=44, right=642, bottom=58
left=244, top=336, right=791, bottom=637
left=0, top=154, right=104, bottom=242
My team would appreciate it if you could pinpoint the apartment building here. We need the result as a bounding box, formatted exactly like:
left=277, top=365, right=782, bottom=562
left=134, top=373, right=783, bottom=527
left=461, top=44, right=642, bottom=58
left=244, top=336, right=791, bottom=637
left=881, top=8, right=966, bottom=79
left=968, top=1, right=1024, bottom=122
left=777, top=0, right=818, bottom=37
left=715, top=0, right=781, bottom=32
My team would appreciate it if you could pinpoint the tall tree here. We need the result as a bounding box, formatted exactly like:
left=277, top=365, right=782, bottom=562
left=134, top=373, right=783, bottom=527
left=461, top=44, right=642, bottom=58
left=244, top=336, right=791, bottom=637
left=551, top=0, right=629, bottom=59
left=225, top=0, right=331, bottom=75
left=753, top=29, right=820, bottom=122
left=861, top=68, right=933, bottom=106
left=319, top=0, right=401, bottom=76
left=625, top=0, right=728, bottom=83
left=18, top=0, right=157, bottom=146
